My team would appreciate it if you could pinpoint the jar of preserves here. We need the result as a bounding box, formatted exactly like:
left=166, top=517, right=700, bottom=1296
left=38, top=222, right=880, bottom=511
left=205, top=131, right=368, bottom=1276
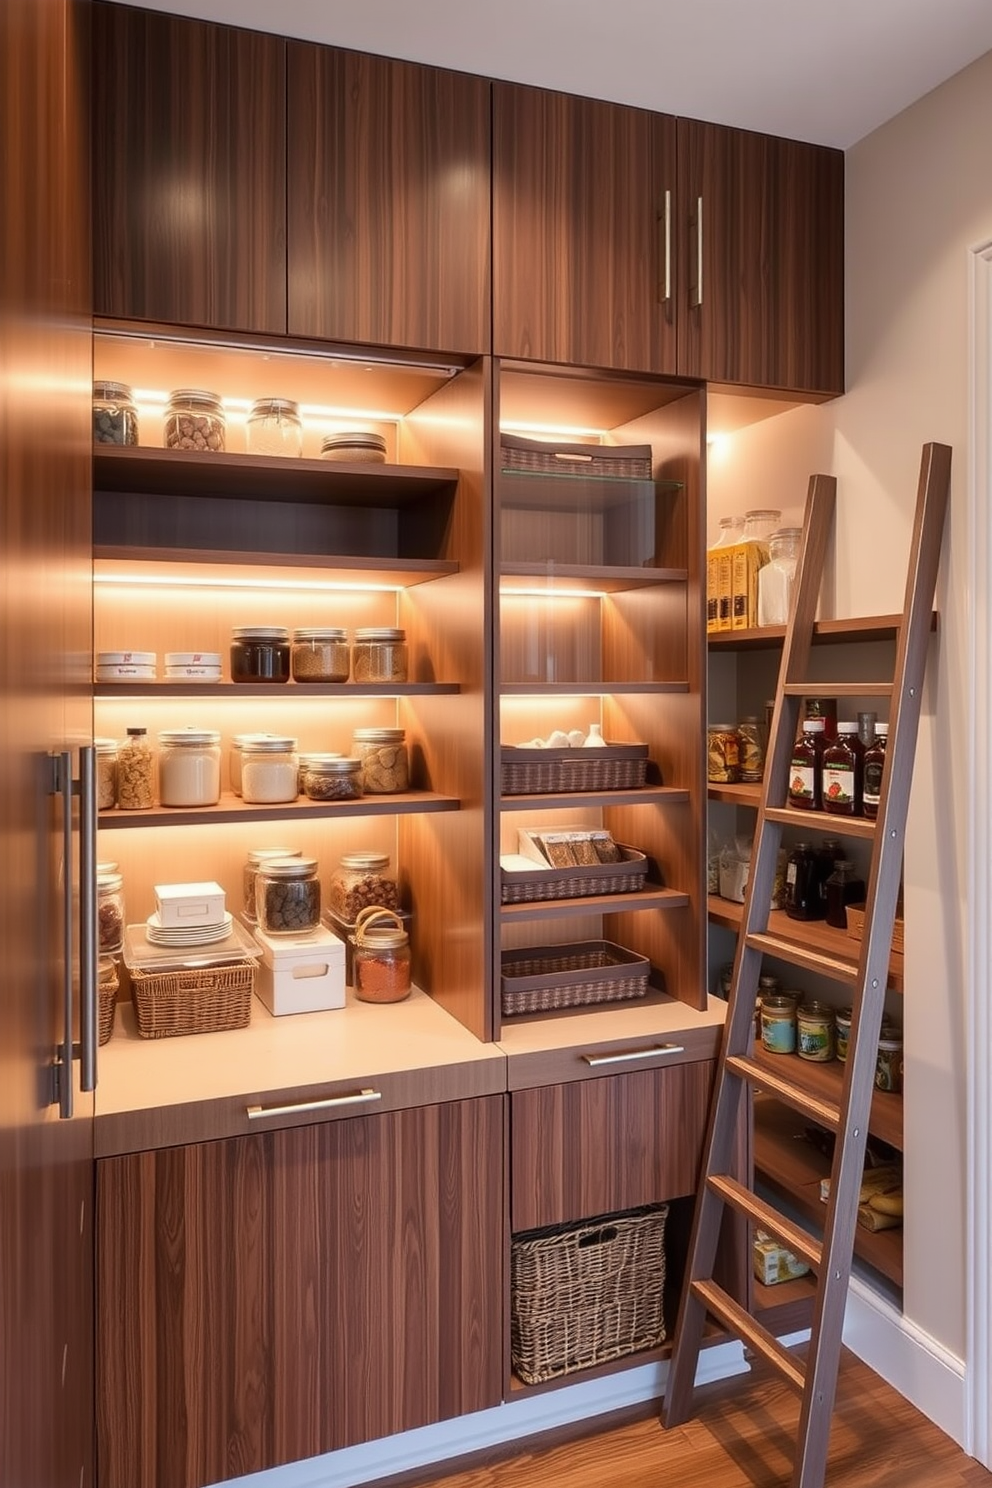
left=255, top=856, right=321, bottom=936
left=230, top=626, right=291, bottom=684
left=863, top=722, right=889, bottom=819
left=291, top=627, right=350, bottom=683
left=301, top=756, right=363, bottom=802
left=164, top=388, right=226, bottom=451
left=797, top=1002, right=836, bottom=1062
left=788, top=717, right=826, bottom=810
left=243, top=847, right=302, bottom=923
left=95, top=737, right=118, bottom=811
left=760, top=995, right=797, bottom=1055
left=736, top=716, right=765, bottom=782
left=97, top=871, right=125, bottom=954
left=785, top=842, right=823, bottom=921
left=117, top=726, right=154, bottom=810
left=352, top=627, right=408, bottom=683
left=707, top=724, right=741, bottom=784
left=822, top=723, right=862, bottom=815
left=328, top=851, right=400, bottom=923
left=246, top=397, right=303, bottom=457
left=240, top=736, right=299, bottom=804
left=157, top=728, right=221, bottom=807
left=93, top=380, right=138, bottom=445
left=352, top=907, right=412, bottom=1003
left=353, top=727, right=409, bottom=794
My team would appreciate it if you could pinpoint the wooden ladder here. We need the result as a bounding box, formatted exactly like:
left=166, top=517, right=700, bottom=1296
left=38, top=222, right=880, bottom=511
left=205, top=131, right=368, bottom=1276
left=663, top=442, right=952, bottom=1488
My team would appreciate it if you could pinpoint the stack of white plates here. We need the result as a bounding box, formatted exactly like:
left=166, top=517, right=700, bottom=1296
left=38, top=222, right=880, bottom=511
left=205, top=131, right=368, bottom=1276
left=146, top=910, right=233, bottom=947
left=164, top=651, right=223, bottom=681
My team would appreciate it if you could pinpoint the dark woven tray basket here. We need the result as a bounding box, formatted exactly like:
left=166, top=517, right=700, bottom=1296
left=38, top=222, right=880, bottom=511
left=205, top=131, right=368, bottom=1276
left=501, top=432, right=653, bottom=481
left=130, top=958, right=255, bottom=1039
left=500, top=743, right=649, bottom=796
left=500, top=845, right=649, bottom=905
left=500, top=940, right=650, bottom=1016
left=511, top=1203, right=668, bottom=1385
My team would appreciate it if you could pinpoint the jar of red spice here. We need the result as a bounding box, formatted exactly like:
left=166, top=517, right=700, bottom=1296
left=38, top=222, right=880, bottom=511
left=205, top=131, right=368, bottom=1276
left=352, top=907, right=411, bottom=1003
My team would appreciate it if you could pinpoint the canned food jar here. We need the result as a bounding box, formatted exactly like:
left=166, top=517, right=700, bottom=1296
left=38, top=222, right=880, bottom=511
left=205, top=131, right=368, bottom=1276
left=240, top=736, right=299, bottom=804
left=117, top=727, right=154, bottom=810
left=93, top=380, right=138, bottom=445
left=835, top=1007, right=853, bottom=1061
left=352, top=627, right=408, bottom=683
left=243, top=847, right=302, bottom=923
left=95, top=737, right=118, bottom=811
left=353, top=727, right=409, bottom=794
left=876, top=1034, right=903, bottom=1093
left=157, top=728, right=221, bottom=807
left=255, top=856, right=321, bottom=936
left=707, top=724, right=741, bottom=784
left=164, top=388, right=226, bottom=452
left=760, top=995, right=797, bottom=1055
left=230, top=626, right=291, bottom=684
left=291, top=628, right=350, bottom=683
left=352, top=907, right=412, bottom=1003
left=97, top=872, right=125, bottom=954
left=246, top=397, right=303, bottom=458
left=328, top=851, right=400, bottom=923
left=301, top=756, right=363, bottom=802
left=797, top=1002, right=836, bottom=1062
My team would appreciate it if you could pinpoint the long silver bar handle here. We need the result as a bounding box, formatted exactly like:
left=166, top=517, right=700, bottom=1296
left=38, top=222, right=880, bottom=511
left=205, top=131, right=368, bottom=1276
left=246, top=1088, right=383, bottom=1120
left=57, top=752, right=74, bottom=1119
left=659, top=188, right=672, bottom=303
left=582, top=1043, right=686, bottom=1068
left=692, top=195, right=704, bottom=308
left=77, top=746, right=97, bottom=1093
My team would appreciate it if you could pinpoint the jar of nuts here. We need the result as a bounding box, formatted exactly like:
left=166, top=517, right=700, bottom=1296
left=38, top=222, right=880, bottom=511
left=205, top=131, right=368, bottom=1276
left=353, top=727, right=409, bottom=794
left=117, top=727, right=154, bottom=810
left=301, top=756, right=363, bottom=802
left=291, top=627, right=350, bottom=683
left=255, top=856, right=321, bottom=936
left=97, top=871, right=125, bottom=954
left=164, top=388, right=226, bottom=452
left=328, top=851, right=400, bottom=923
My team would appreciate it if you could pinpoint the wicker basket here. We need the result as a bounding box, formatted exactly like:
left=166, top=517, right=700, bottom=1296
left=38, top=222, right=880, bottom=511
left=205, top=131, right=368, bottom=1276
left=511, top=1204, right=668, bottom=1385
left=500, top=846, right=649, bottom=905
left=500, top=940, right=650, bottom=1017
left=98, top=958, right=119, bottom=1046
left=500, top=743, right=650, bottom=796
left=130, top=958, right=255, bottom=1039
left=501, top=433, right=653, bottom=482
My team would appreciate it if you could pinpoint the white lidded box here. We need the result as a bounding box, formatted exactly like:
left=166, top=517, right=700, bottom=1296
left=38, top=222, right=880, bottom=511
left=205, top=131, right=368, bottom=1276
left=154, top=880, right=227, bottom=928
left=253, top=923, right=346, bottom=1016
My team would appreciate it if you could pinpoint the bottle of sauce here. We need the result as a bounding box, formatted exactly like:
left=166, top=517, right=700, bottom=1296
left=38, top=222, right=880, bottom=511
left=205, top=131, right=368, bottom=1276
left=863, top=721, right=889, bottom=820
left=822, top=721, right=863, bottom=815
left=824, top=860, right=867, bottom=929
left=788, top=717, right=826, bottom=811
left=785, top=842, right=824, bottom=920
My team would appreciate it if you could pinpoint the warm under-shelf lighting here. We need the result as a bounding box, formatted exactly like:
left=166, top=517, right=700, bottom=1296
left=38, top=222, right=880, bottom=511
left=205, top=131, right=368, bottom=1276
left=500, top=585, right=607, bottom=599
left=93, top=573, right=403, bottom=594
left=499, top=421, right=608, bottom=441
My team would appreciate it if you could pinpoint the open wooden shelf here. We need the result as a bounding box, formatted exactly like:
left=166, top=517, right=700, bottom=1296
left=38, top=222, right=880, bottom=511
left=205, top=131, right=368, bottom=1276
left=500, top=884, right=689, bottom=924
left=94, top=548, right=459, bottom=587
left=94, top=681, right=461, bottom=700
left=750, top=1041, right=903, bottom=1150
left=707, top=613, right=935, bottom=652
left=98, top=790, right=460, bottom=830
left=707, top=895, right=904, bottom=994
left=502, top=786, right=690, bottom=812
left=500, top=561, right=688, bottom=593
left=502, top=682, right=689, bottom=696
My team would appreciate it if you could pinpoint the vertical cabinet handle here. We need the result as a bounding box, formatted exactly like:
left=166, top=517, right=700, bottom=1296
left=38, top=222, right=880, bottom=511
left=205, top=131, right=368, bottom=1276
left=56, top=752, right=74, bottom=1119
left=77, top=746, right=97, bottom=1093
left=658, top=188, right=672, bottom=304
left=692, top=195, right=704, bottom=309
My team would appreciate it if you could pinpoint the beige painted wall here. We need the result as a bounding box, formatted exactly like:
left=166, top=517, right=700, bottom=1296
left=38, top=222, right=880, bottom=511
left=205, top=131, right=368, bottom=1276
left=709, top=47, right=992, bottom=1361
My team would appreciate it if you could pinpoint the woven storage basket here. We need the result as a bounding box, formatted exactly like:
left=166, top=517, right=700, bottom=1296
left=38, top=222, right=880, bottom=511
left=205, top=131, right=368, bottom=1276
left=130, top=958, right=254, bottom=1039
left=500, top=846, right=649, bottom=905
left=500, top=743, right=649, bottom=796
left=511, top=1203, right=668, bottom=1385
left=98, top=960, right=118, bottom=1046
left=501, top=433, right=653, bottom=482
left=500, top=940, right=650, bottom=1016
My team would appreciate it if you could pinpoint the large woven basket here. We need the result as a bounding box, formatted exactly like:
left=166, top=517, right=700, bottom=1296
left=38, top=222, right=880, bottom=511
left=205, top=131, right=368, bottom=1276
left=500, top=433, right=653, bottom=482
left=500, top=940, right=650, bottom=1017
left=130, top=958, right=254, bottom=1039
left=500, top=846, right=649, bottom=905
left=511, top=1204, right=668, bottom=1385
left=500, top=743, right=650, bottom=796
left=98, top=959, right=119, bottom=1046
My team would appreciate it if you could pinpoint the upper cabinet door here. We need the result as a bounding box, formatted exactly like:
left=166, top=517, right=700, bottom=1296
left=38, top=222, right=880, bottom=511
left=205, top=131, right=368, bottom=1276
left=287, top=44, right=491, bottom=354
left=493, top=83, right=678, bottom=374
left=92, top=4, right=287, bottom=335
left=677, top=119, right=844, bottom=395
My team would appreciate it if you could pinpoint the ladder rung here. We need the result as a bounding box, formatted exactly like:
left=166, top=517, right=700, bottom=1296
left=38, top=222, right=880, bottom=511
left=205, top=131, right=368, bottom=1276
left=690, top=1279, right=806, bottom=1393
left=745, top=931, right=860, bottom=986
left=706, top=1174, right=822, bottom=1270
left=782, top=682, right=894, bottom=699
left=763, top=806, right=878, bottom=841
left=726, top=1053, right=841, bottom=1132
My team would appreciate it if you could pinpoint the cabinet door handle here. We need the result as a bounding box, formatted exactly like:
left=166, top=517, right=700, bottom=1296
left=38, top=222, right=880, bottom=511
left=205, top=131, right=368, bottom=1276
left=246, top=1088, right=383, bottom=1120
left=55, top=751, right=74, bottom=1119
left=581, top=1043, right=686, bottom=1067
left=77, top=746, right=97, bottom=1094
left=658, top=187, right=672, bottom=303
left=692, top=195, right=704, bottom=308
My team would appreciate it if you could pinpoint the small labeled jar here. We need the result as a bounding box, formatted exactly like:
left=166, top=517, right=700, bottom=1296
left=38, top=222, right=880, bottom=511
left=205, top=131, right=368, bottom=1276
left=876, top=1033, right=903, bottom=1093
left=93, top=380, right=138, bottom=445
left=164, top=388, right=226, bottom=451
left=240, top=736, right=299, bottom=805
left=352, top=627, right=408, bottom=683
left=707, top=724, right=741, bottom=784
left=329, top=851, right=400, bottom=922
left=246, top=397, right=303, bottom=458
left=736, top=716, right=765, bottom=783
left=353, top=727, right=409, bottom=794
left=95, top=737, right=118, bottom=811
left=760, top=995, right=797, bottom=1055
left=797, top=1002, right=836, bottom=1062
left=230, top=626, right=291, bottom=684
left=256, top=856, right=321, bottom=936
left=301, top=756, right=363, bottom=802
left=291, top=628, right=350, bottom=683
left=97, top=871, right=125, bottom=954
left=243, top=847, right=302, bottom=923
left=117, top=727, right=154, bottom=809
left=835, top=1007, right=853, bottom=1062
left=352, top=907, right=411, bottom=1003
left=157, top=728, right=221, bottom=807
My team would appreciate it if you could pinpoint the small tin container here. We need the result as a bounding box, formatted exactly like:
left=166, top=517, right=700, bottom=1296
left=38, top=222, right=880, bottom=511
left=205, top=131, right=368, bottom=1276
left=797, top=1001, right=836, bottom=1062
left=760, top=995, right=797, bottom=1055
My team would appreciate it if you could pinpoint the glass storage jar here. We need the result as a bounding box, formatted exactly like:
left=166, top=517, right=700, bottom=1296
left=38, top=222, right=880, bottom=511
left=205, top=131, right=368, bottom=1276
left=736, top=716, right=765, bottom=782
left=742, top=508, right=782, bottom=544
left=95, top=737, right=118, bottom=811
left=230, top=626, right=291, bottom=683
left=157, top=728, right=221, bottom=807
left=797, top=1002, right=836, bottom=1062
left=351, top=627, right=408, bottom=683
left=93, top=380, right=138, bottom=445
left=291, top=627, right=350, bottom=683
left=164, top=388, right=226, bottom=451
left=297, top=750, right=341, bottom=792
left=240, top=736, right=299, bottom=804
left=352, top=727, right=409, bottom=794
left=760, top=995, right=797, bottom=1055
left=97, top=871, right=125, bottom=954
left=255, top=856, right=321, bottom=936
left=243, top=846, right=302, bottom=923
left=352, top=907, right=411, bottom=1003
left=757, top=526, right=802, bottom=626
left=328, top=851, right=400, bottom=923
left=230, top=732, right=285, bottom=795
left=246, top=397, right=303, bottom=457
left=707, top=724, right=740, bottom=783
left=117, top=726, right=154, bottom=810
left=301, top=756, right=363, bottom=802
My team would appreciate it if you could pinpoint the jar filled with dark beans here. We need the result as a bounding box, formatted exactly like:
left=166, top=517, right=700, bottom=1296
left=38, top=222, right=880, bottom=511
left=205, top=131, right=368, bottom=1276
left=93, top=381, right=138, bottom=445
left=301, top=756, right=363, bottom=801
left=97, top=871, right=125, bottom=953
left=255, top=857, right=320, bottom=935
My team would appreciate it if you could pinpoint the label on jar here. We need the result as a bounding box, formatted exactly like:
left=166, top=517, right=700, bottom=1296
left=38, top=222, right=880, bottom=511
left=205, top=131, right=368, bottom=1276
left=822, top=763, right=855, bottom=811
left=789, top=761, right=815, bottom=806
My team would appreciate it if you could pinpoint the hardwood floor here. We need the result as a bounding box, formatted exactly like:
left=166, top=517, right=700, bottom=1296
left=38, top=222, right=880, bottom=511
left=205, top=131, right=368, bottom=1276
left=393, top=1351, right=991, bottom=1488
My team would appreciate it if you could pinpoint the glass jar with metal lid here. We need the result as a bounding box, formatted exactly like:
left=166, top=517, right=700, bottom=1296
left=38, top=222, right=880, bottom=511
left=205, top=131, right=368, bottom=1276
left=255, top=856, right=321, bottom=936
left=95, top=737, right=118, bottom=811
left=353, top=727, right=409, bottom=793
left=117, top=727, right=154, bottom=810
left=97, top=871, right=125, bottom=954
left=797, top=1001, right=836, bottom=1062
left=164, top=388, right=226, bottom=452
left=230, top=732, right=284, bottom=794
left=301, top=756, right=363, bottom=802
left=246, top=397, right=303, bottom=457
left=351, top=627, right=408, bottom=683
left=291, top=627, right=350, bottom=683
left=297, top=750, right=341, bottom=793
left=243, top=847, right=302, bottom=923
left=352, top=907, right=411, bottom=1003
left=328, top=850, right=400, bottom=923
left=157, top=728, right=221, bottom=807
left=240, top=735, right=299, bottom=805
left=319, top=430, right=387, bottom=464
left=230, top=626, right=291, bottom=684
left=93, top=380, right=138, bottom=445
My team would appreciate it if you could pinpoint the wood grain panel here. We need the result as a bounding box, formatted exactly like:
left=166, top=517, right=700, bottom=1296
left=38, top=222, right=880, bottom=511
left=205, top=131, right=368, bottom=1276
left=677, top=119, right=844, bottom=394
left=510, top=1063, right=714, bottom=1231
left=92, top=2, right=287, bottom=332
left=96, top=1098, right=504, bottom=1488
left=288, top=43, right=490, bottom=354
left=493, top=83, right=678, bottom=374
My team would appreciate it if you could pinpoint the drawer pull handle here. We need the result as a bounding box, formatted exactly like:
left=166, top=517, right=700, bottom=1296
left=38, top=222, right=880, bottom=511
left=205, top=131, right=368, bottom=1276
left=581, top=1044, right=686, bottom=1067
left=246, top=1088, right=382, bottom=1120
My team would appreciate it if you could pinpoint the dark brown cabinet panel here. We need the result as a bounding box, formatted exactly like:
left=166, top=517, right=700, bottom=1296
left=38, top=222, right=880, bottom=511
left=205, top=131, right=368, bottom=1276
left=96, top=1098, right=504, bottom=1488
left=92, top=3, right=287, bottom=333
left=287, top=44, right=491, bottom=354
left=677, top=119, right=844, bottom=394
left=493, top=82, right=678, bottom=374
